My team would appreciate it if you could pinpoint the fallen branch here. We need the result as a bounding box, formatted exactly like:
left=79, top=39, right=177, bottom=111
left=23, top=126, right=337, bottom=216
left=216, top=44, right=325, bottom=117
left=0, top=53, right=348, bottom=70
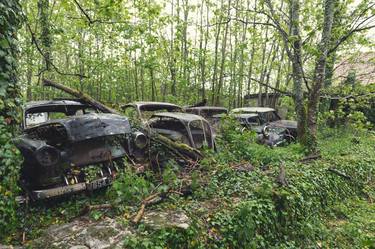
left=42, top=79, right=120, bottom=114
left=150, top=133, right=203, bottom=162
left=131, top=186, right=192, bottom=224
left=327, top=168, right=352, bottom=180
left=132, top=192, right=165, bottom=224
left=299, top=154, right=322, bottom=163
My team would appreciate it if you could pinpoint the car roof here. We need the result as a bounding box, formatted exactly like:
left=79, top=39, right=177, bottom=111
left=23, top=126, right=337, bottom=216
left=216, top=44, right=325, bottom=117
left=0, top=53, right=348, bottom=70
left=232, top=113, right=259, bottom=118
left=124, top=101, right=181, bottom=108
left=186, top=106, right=228, bottom=111
left=151, top=112, right=207, bottom=122
left=231, top=107, right=275, bottom=113
left=25, top=100, right=88, bottom=110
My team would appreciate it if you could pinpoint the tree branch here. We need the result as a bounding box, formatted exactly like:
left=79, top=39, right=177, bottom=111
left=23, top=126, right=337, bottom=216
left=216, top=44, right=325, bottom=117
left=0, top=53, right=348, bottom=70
left=73, top=0, right=93, bottom=24
left=328, top=23, right=375, bottom=55
left=225, top=74, right=293, bottom=96
left=23, top=14, right=88, bottom=78
left=73, top=0, right=128, bottom=25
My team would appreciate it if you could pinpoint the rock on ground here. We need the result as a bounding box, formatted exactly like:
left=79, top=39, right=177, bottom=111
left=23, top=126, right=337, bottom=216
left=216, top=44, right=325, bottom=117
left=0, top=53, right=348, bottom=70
left=28, top=210, right=190, bottom=249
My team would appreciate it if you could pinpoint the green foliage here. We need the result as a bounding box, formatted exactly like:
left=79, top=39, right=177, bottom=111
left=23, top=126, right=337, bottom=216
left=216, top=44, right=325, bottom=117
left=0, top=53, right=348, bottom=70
left=3, top=121, right=373, bottom=248
left=0, top=0, right=22, bottom=241
left=123, top=225, right=202, bottom=249
left=107, top=166, right=154, bottom=209
left=0, top=117, right=22, bottom=241
left=199, top=127, right=375, bottom=248
left=279, top=96, right=296, bottom=119
left=320, top=84, right=375, bottom=130
left=325, top=199, right=375, bottom=248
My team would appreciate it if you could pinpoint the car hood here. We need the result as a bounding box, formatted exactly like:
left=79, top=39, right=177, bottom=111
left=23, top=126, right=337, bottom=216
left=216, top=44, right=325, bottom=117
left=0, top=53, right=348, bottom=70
left=25, top=113, right=131, bottom=142
left=269, top=120, right=297, bottom=129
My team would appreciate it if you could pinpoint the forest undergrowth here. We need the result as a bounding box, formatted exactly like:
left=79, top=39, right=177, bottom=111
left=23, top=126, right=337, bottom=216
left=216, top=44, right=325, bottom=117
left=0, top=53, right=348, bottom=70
left=4, top=121, right=375, bottom=248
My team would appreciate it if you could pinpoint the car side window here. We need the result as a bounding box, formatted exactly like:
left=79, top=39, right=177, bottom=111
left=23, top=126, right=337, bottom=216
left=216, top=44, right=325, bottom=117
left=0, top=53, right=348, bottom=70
left=247, top=117, right=260, bottom=126
left=268, top=111, right=281, bottom=122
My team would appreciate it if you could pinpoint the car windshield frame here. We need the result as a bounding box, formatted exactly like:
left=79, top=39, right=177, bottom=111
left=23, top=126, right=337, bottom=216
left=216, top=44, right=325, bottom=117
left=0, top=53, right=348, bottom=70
left=187, top=119, right=214, bottom=149
left=24, top=104, right=98, bottom=128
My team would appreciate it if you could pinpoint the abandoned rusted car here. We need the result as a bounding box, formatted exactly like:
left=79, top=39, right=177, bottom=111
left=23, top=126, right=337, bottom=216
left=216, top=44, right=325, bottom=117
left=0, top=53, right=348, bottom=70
left=121, top=102, right=215, bottom=150
left=231, top=107, right=297, bottom=139
left=185, top=106, right=228, bottom=131
left=233, top=113, right=295, bottom=146
left=121, top=101, right=183, bottom=123
left=148, top=112, right=215, bottom=149
left=14, top=100, right=148, bottom=201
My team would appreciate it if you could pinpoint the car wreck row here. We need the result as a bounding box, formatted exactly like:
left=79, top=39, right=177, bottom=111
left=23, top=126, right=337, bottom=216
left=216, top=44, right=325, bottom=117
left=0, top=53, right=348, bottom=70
left=14, top=99, right=297, bottom=201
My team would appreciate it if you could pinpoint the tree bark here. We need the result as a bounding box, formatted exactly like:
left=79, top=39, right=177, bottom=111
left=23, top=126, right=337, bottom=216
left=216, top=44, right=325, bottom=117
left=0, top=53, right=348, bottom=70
left=306, top=0, right=335, bottom=153
left=290, top=0, right=307, bottom=142
left=210, top=0, right=224, bottom=104
left=246, top=0, right=257, bottom=106
left=38, top=0, right=52, bottom=71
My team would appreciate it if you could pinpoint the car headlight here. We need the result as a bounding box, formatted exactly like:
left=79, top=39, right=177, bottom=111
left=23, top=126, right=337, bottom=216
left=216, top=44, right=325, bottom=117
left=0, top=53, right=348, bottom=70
left=262, top=126, right=270, bottom=138
left=133, top=131, right=148, bottom=149
left=35, top=145, right=60, bottom=166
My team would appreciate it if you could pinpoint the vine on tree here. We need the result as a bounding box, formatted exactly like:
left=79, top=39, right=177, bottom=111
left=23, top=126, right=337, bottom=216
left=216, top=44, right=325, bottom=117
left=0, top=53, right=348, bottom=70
left=0, top=0, right=22, bottom=241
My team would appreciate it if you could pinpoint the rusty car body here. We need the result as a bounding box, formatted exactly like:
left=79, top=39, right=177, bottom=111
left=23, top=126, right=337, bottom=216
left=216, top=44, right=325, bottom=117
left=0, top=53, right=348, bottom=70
left=121, top=101, right=215, bottom=150
left=121, top=101, right=183, bottom=123
left=148, top=112, right=215, bottom=149
left=231, top=107, right=298, bottom=139
left=233, top=113, right=295, bottom=146
left=14, top=100, right=148, bottom=200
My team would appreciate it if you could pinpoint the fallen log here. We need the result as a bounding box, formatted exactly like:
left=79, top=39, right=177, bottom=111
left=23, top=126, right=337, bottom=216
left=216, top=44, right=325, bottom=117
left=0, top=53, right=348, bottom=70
left=132, top=192, right=163, bottom=224
left=42, top=79, right=120, bottom=114
left=327, top=167, right=352, bottom=180
left=299, top=154, right=321, bottom=163
left=131, top=186, right=192, bottom=224
left=150, top=133, right=203, bottom=162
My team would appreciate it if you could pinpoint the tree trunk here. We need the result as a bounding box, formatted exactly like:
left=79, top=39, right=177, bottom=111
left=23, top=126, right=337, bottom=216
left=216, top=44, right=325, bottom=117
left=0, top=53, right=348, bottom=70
left=38, top=0, right=52, bottom=71
left=246, top=0, right=257, bottom=106
left=150, top=67, right=156, bottom=101
left=210, top=0, right=224, bottom=104
left=257, top=22, right=270, bottom=107
left=236, top=0, right=249, bottom=107
left=306, top=0, right=335, bottom=153
left=215, top=0, right=232, bottom=106
left=169, top=0, right=177, bottom=96
left=290, top=0, right=307, bottom=142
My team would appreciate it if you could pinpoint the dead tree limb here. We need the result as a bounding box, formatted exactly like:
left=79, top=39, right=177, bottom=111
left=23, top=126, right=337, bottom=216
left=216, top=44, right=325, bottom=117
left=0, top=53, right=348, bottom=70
left=42, top=79, right=120, bottom=114
left=327, top=168, right=352, bottom=180
left=299, top=154, right=321, bottom=163
left=150, top=133, right=203, bottom=162
left=131, top=187, right=191, bottom=224
left=132, top=192, right=165, bottom=224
